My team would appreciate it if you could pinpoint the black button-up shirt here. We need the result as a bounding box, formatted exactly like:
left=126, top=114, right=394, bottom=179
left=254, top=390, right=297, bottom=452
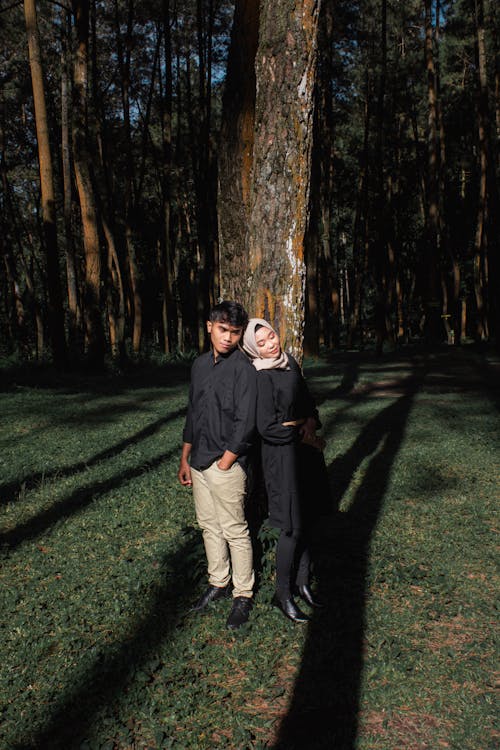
left=182, top=348, right=257, bottom=470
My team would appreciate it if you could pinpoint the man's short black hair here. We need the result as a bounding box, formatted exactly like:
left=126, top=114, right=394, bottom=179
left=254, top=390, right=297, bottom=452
left=209, top=301, right=248, bottom=329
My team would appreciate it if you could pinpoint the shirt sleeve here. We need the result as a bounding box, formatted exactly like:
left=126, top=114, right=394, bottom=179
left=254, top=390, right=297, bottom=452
left=290, top=357, right=321, bottom=427
left=225, top=358, right=257, bottom=456
left=256, top=372, right=295, bottom=445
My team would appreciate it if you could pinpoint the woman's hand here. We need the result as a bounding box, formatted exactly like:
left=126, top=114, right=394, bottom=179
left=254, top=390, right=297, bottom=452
left=300, top=417, right=325, bottom=451
left=299, top=417, right=317, bottom=443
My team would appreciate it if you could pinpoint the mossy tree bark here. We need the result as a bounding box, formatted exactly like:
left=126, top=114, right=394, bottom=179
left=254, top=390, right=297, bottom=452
left=219, top=0, right=321, bottom=361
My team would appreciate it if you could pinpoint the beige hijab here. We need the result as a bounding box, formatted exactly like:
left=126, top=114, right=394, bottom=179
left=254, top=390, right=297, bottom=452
left=242, top=318, right=290, bottom=370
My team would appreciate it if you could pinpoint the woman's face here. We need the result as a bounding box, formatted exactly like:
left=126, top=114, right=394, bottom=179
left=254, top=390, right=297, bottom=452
left=254, top=326, right=281, bottom=359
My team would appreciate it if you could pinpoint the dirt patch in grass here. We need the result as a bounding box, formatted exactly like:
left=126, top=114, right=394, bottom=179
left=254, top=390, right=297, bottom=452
left=423, top=615, right=487, bottom=651
left=360, top=707, right=454, bottom=749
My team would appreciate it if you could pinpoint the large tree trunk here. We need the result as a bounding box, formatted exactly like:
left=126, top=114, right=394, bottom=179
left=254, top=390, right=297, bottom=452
left=24, top=0, right=67, bottom=366
left=72, top=0, right=105, bottom=368
left=219, top=0, right=320, bottom=360
left=247, top=0, right=321, bottom=361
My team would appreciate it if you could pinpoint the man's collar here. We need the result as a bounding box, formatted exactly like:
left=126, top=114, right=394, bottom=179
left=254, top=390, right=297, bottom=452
left=211, top=347, right=237, bottom=363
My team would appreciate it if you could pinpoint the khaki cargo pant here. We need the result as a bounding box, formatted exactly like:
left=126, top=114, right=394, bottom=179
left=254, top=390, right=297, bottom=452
left=191, top=461, right=254, bottom=599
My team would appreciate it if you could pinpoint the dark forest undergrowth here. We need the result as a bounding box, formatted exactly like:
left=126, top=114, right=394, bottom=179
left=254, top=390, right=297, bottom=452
left=0, top=346, right=498, bottom=750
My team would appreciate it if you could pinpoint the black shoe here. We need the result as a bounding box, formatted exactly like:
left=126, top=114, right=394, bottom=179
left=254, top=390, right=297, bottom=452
left=272, top=594, right=310, bottom=623
left=226, top=596, right=252, bottom=629
left=190, top=584, right=232, bottom=612
left=296, top=584, right=324, bottom=608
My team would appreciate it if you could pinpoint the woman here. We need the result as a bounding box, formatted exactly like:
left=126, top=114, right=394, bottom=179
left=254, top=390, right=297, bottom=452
left=243, top=318, right=324, bottom=623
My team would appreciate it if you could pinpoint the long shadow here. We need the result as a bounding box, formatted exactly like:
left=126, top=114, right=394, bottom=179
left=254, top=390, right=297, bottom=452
left=0, top=360, right=192, bottom=394
left=272, top=367, right=423, bottom=749
left=10, top=527, right=204, bottom=750
left=0, top=407, right=186, bottom=506
left=0, top=444, right=179, bottom=551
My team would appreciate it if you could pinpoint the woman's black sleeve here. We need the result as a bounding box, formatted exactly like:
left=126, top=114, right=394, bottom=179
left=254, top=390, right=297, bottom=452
left=289, top=356, right=321, bottom=427
left=256, top=372, right=295, bottom=445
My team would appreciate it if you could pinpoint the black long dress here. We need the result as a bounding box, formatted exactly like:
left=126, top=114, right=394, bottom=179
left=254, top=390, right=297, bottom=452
left=256, top=355, right=320, bottom=533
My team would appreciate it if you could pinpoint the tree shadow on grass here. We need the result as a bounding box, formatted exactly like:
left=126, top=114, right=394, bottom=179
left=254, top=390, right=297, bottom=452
left=0, top=361, right=192, bottom=395
left=272, top=368, right=423, bottom=750
left=0, top=443, right=180, bottom=551
left=10, top=527, right=205, bottom=750
left=0, top=407, right=186, bottom=507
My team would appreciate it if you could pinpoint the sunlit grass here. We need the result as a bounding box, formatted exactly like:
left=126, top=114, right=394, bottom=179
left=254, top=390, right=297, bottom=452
left=0, top=347, right=498, bottom=749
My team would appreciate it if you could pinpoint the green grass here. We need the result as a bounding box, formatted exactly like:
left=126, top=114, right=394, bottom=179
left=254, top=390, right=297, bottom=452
left=0, top=348, right=498, bottom=750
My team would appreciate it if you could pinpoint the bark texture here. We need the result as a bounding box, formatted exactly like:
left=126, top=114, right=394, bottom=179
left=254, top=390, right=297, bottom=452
left=72, top=0, right=105, bottom=367
left=246, top=0, right=321, bottom=360
left=24, top=0, right=67, bottom=365
left=218, top=0, right=259, bottom=301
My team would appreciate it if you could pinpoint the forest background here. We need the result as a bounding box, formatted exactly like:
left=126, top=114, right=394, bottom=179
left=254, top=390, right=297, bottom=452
left=1, top=0, right=499, bottom=367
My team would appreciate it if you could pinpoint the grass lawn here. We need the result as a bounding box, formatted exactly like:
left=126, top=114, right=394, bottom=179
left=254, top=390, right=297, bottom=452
left=0, top=347, right=498, bottom=750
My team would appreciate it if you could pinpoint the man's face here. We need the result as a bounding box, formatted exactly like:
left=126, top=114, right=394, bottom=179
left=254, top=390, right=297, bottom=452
left=207, top=319, right=243, bottom=356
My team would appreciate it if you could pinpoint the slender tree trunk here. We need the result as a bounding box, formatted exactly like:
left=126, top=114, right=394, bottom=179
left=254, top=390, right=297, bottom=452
left=23, top=249, right=45, bottom=357
left=114, top=0, right=143, bottom=355
left=474, top=0, right=500, bottom=345
left=489, top=0, right=500, bottom=158
left=424, top=0, right=443, bottom=342
left=24, top=0, right=67, bottom=366
left=0, top=119, right=44, bottom=356
left=373, top=0, right=394, bottom=355
left=305, top=0, right=335, bottom=356
left=473, top=0, right=489, bottom=341
left=159, top=1, right=176, bottom=354
left=102, top=216, right=125, bottom=358
left=90, top=1, right=125, bottom=361
left=2, top=248, right=26, bottom=350
left=194, top=0, right=216, bottom=347
left=60, top=8, right=80, bottom=346
left=435, top=0, right=459, bottom=341
left=72, top=0, right=105, bottom=368
left=348, top=69, right=372, bottom=349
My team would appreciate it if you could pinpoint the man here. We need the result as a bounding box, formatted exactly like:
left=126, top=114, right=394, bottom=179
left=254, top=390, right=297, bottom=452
left=178, top=301, right=256, bottom=629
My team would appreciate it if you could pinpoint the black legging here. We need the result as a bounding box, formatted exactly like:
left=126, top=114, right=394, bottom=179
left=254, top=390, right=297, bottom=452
left=275, top=530, right=310, bottom=599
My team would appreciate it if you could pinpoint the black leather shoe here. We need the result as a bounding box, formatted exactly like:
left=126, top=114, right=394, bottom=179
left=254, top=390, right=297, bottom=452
left=226, top=597, right=252, bottom=629
left=190, top=584, right=232, bottom=612
left=296, top=584, right=324, bottom=608
left=272, top=594, right=310, bottom=623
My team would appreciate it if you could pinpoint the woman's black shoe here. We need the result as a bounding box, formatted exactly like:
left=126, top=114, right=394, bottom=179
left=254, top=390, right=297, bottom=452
left=296, top=584, right=324, bottom=608
left=272, top=594, right=310, bottom=623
